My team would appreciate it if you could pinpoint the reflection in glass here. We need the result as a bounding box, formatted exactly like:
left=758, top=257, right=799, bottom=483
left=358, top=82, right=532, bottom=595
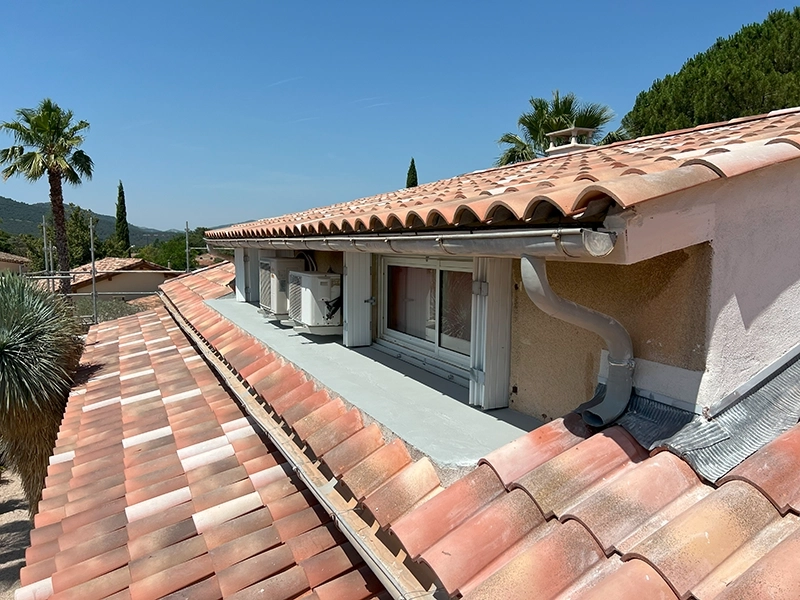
left=439, top=270, right=472, bottom=354
left=387, top=265, right=436, bottom=342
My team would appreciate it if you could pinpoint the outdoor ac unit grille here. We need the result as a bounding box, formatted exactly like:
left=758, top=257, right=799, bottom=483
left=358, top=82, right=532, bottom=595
left=288, top=273, right=303, bottom=322
left=259, top=262, right=272, bottom=310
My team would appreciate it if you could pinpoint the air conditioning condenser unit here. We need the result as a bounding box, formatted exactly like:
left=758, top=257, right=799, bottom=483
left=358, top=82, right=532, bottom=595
left=259, top=257, right=306, bottom=318
left=288, top=271, right=342, bottom=335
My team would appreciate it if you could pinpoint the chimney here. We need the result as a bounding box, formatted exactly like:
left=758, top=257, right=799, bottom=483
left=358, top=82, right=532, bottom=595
left=545, top=126, right=597, bottom=156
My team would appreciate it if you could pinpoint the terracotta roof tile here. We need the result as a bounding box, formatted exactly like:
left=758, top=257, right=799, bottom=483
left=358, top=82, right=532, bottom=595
left=720, top=422, right=800, bottom=515
left=206, top=109, right=800, bottom=240
left=154, top=266, right=800, bottom=598
left=69, top=257, right=170, bottom=289
left=16, top=302, right=388, bottom=600
left=390, top=464, right=504, bottom=560
left=0, top=250, right=31, bottom=264
left=624, top=480, right=798, bottom=599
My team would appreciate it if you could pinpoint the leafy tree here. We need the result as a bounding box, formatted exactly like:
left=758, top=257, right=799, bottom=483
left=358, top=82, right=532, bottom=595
left=0, top=223, right=11, bottom=253
left=496, top=90, right=615, bottom=165
left=115, top=180, right=130, bottom=256
left=0, top=273, right=83, bottom=515
left=65, top=204, right=104, bottom=267
left=406, top=158, right=418, bottom=188
left=135, top=227, right=207, bottom=271
left=0, top=99, right=93, bottom=292
left=14, top=233, right=45, bottom=271
left=623, top=8, right=800, bottom=137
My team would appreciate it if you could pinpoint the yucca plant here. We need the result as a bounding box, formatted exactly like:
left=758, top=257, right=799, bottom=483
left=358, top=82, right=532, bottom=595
left=0, top=274, right=83, bottom=516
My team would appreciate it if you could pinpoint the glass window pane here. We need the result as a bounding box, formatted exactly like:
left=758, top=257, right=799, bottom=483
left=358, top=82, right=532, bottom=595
left=439, top=270, right=472, bottom=355
left=387, top=265, right=436, bottom=342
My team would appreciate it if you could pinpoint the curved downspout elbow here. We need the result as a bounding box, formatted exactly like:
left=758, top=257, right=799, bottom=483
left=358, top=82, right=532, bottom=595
left=520, top=255, right=635, bottom=426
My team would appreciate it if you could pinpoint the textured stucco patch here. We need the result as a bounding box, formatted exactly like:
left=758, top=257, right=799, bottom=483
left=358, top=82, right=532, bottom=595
left=509, top=243, right=711, bottom=421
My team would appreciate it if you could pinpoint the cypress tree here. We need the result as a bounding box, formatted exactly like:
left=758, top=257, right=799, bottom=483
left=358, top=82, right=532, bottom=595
left=406, top=158, right=418, bottom=188
left=115, top=180, right=131, bottom=257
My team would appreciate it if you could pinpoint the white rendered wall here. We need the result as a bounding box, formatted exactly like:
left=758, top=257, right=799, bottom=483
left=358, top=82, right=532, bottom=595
left=343, top=252, right=372, bottom=347
left=234, top=248, right=246, bottom=302
left=628, top=159, right=800, bottom=410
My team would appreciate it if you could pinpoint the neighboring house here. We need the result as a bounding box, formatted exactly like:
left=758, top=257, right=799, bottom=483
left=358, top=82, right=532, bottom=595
left=15, top=109, right=800, bottom=600
left=195, top=252, right=224, bottom=268
left=0, top=250, right=30, bottom=273
left=69, top=257, right=176, bottom=299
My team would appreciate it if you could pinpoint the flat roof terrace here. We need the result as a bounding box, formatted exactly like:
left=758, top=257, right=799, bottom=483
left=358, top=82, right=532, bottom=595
left=206, top=295, right=542, bottom=471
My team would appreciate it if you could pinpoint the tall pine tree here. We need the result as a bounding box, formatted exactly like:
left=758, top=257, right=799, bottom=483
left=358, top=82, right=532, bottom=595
left=623, top=8, right=800, bottom=137
left=406, top=158, right=418, bottom=188
left=115, top=180, right=131, bottom=257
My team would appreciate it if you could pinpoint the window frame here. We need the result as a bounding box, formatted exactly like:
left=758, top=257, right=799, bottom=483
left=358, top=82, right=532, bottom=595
left=378, top=255, right=473, bottom=377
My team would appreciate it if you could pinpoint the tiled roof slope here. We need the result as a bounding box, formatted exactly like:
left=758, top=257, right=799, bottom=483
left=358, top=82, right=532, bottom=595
left=161, top=262, right=235, bottom=299
left=16, top=307, right=388, bottom=600
left=159, top=268, right=800, bottom=599
left=0, top=250, right=31, bottom=264
left=207, top=108, right=800, bottom=240
left=70, top=257, right=170, bottom=288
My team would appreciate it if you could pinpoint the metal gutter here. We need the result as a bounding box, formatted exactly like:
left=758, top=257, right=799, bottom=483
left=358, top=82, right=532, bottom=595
left=520, top=255, right=635, bottom=426
left=206, top=227, right=617, bottom=260
left=160, top=294, right=435, bottom=600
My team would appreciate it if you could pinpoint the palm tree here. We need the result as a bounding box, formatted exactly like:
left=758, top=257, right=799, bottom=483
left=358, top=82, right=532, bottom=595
left=496, top=90, right=615, bottom=166
left=0, top=99, right=93, bottom=293
left=0, top=273, right=83, bottom=516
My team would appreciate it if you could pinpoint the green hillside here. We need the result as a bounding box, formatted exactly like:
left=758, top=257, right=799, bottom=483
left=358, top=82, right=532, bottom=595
left=0, top=195, right=177, bottom=246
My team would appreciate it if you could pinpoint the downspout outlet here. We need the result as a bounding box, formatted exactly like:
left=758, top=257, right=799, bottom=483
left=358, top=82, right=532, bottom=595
left=520, top=255, right=635, bottom=426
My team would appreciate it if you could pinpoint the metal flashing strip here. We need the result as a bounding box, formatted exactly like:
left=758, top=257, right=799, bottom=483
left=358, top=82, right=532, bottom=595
left=654, top=350, right=800, bottom=483
left=706, top=340, right=800, bottom=418
left=616, top=394, right=697, bottom=450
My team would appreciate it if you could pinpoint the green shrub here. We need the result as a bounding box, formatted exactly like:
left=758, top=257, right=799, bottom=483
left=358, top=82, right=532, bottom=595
left=0, top=274, right=83, bottom=515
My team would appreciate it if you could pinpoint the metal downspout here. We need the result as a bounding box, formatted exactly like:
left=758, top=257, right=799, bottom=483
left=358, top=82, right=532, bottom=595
left=520, top=255, right=635, bottom=426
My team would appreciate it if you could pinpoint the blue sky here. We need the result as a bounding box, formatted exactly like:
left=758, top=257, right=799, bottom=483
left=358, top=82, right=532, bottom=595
left=0, top=1, right=795, bottom=231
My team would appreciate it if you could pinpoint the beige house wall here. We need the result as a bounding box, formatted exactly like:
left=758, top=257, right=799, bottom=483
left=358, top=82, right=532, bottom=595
left=509, top=244, right=711, bottom=421
left=0, top=260, right=28, bottom=273
left=629, top=160, right=800, bottom=410
left=74, top=271, right=172, bottom=297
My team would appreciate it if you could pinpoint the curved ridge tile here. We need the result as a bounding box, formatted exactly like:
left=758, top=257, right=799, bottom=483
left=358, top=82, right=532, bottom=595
left=479, top=413, right=591, bottom=487
left=681, top=140, right=800, bottom=178
left=766, top=132, right=800, bottom=150
left=390, top=463, right=504, bottom=560
left=319, top=423, right=385, bottom=478
left=461, top=520, right=605, bottom=600
left=510, top=426, right=647, bottom=519
left=720, top=423, right=800, bottom=515
left=565, top=558, right=678, bottom=600
left=458, top=520, right=561, bottom=597
left=572, top=164, right=719, bottom=212
left=563, top=452, right=705, bottom=555
left=419, top=489, right=544, bottom=596
left=715, top=526, right=800, bottom=600
left=362, top=457, right=440, bottom=528
left=624, top=480, right=781, bottom=599
left=691, top=512, right=800, bottom=600
left=340, top=439, right=410, bottom=501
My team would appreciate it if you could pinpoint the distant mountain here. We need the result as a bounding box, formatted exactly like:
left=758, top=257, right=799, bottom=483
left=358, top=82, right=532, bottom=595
left=0, top=195, right=176, bottom=247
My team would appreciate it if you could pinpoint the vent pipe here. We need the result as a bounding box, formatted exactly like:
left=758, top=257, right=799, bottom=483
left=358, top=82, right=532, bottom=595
left=520, top=255, right=634, bottom=426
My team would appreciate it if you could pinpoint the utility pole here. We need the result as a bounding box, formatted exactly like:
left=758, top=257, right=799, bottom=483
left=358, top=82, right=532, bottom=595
left=42, top=216, right=50, bottom=290
left=185, top=221, right=190, bottom=273
left=89, top=211, right=98, bottom=324
left=49, top=246, right=56, bottom=292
